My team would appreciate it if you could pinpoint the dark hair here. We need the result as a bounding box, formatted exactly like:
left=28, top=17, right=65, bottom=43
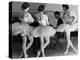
left=62, top=4, right=69, bottom=9
left=21, top=2, right=30, bottom=10
left=38, top=5, right=45, bottom=12
left=54, top=11, right=60, bottom=15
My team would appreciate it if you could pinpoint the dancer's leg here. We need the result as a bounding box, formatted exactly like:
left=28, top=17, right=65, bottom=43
left=37, top=50, right=41, bottom=57
left=44, top=37, right=50, bottom=49
left=40, top=37, right=45, bottom=57
left=22, top=36, right=28, bottom=58
left=70, top=37, right=77, bottom=53
left=64, top=31, right=77, bottom=54
left=26, top=35, right=33, bottom=52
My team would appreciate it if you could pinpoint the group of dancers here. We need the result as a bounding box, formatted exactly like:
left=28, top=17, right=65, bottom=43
left=12, top=2, right=78, bottom=58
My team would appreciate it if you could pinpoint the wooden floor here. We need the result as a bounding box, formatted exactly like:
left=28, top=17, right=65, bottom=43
left=11, top=36, right=78, bottom=58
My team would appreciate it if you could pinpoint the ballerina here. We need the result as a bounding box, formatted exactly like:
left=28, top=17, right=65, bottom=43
left=12, top=2, right=34, bottom=58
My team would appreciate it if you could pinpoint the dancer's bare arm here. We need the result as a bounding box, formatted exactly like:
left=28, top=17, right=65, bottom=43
left=46, top=15, right=49, bottom=26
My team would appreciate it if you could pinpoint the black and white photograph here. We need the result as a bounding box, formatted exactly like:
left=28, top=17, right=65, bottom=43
left=9, top=1, right=78, bottom=59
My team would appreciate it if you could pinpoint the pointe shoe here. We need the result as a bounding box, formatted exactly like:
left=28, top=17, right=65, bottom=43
left=19, top=53, right=29, bottom=58
left=19, top=53, right=23, bottom=58
left=42, top=54, right=45, bottom=57
left=24, top=54, right=29, bottom=58
left=64, top=51, right=68, bottom=55
left=74, top=49, right=78, bottom=53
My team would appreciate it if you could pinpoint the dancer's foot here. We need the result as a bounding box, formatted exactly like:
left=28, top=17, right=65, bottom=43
left=73, top=48, right=78, bottom=53
left=19, top=53, right=23, bottom=58
left=37, top=51, right=41, bottom=57
left=19, top=53, right=29, bottom=58
left=24, top=54, right=29, bottom=58
left=42, top=53, right=45, bottom=57
left=64, top=51, right=68, bottom=55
